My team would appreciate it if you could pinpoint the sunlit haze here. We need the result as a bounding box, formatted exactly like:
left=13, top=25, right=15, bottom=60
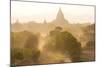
left=11, top=1, right=95, bottom=23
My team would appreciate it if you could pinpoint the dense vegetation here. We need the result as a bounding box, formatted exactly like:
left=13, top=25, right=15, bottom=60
left=11, top=25, right=95, bottom=65
left=44, top=27, right=82, bottom=62
left=11, top=31, right=40, bottom=65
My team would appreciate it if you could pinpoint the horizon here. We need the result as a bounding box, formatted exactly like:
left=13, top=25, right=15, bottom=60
left=11, top=1, right=95, bottom=24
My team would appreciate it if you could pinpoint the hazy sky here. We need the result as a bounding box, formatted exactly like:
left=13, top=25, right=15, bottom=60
left=11, top=1, right=95, bottom=23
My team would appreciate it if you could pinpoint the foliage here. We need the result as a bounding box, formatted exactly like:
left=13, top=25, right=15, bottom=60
left=11, top=48, right=24, bottom=63
left=24, top=33, right=39, bottom=49
left=45, top=27, right=82, bottom=62
left=11, top=31, right=40, bottom=64
left=85, top=41, right=95, bottom=50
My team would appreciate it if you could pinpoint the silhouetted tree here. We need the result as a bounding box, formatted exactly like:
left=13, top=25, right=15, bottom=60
left=11, top=48, right=24, bottom=63
left=55, top=26, right=62, bottom=32
left=32, top=50, right=41, bottom=63
left=11, top=31, right=41, bottom=65
left=61, top=31, right=81, bottom=62
left=85, top=41, right=95, bottom=50
left=45, top=27, right=82, bottom=62
left=24, top=34, right=38, bottom=49
left=23, top=33, right=40, bottom=64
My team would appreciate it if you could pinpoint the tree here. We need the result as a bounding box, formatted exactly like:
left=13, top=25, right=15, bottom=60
left=32, top=50, right=40, bottom=63
left=11, top=31, right=40, bottom=65
left=24, top=34, right=39, bottom=49
left=61, top=31, right=81, bottom=62
left=23, top=33, right=40, bottom=64
left=85, top=41, right=95, bottom=50
left=11, top=48, right=24, bottom=63
left=44, top=27, right=82, bottom=62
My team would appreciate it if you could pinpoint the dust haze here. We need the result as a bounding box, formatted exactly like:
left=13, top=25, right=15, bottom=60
left=11, top=1, right=95, bottom=66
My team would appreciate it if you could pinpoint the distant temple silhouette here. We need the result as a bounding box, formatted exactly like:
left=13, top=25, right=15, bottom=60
left=12, top=8, right=91, bottom=39
left=11, top=8, right=94, bottom=47
left=55, top=8, right=68, bottom=24
left=12, top=8, right=69, bottom=32
left=57, top=8, right=65, bottom=20
left=52, top=8, right=68, bottom=27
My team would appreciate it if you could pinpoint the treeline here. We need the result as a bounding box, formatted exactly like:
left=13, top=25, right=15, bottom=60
left=44, top=27, right=82, bottom=63
left=11, top=31, right=40, bottom=65
left=11, top=26, right=95, bottom=65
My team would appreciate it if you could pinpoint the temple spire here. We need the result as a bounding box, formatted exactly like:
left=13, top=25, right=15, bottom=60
left=43, top=19, right=47, bottom=24
left=55, top=8, right=68, bottom=24
left=15, top=19, right=20, bottom=23
left=56, top=8, right=65, bottom=21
